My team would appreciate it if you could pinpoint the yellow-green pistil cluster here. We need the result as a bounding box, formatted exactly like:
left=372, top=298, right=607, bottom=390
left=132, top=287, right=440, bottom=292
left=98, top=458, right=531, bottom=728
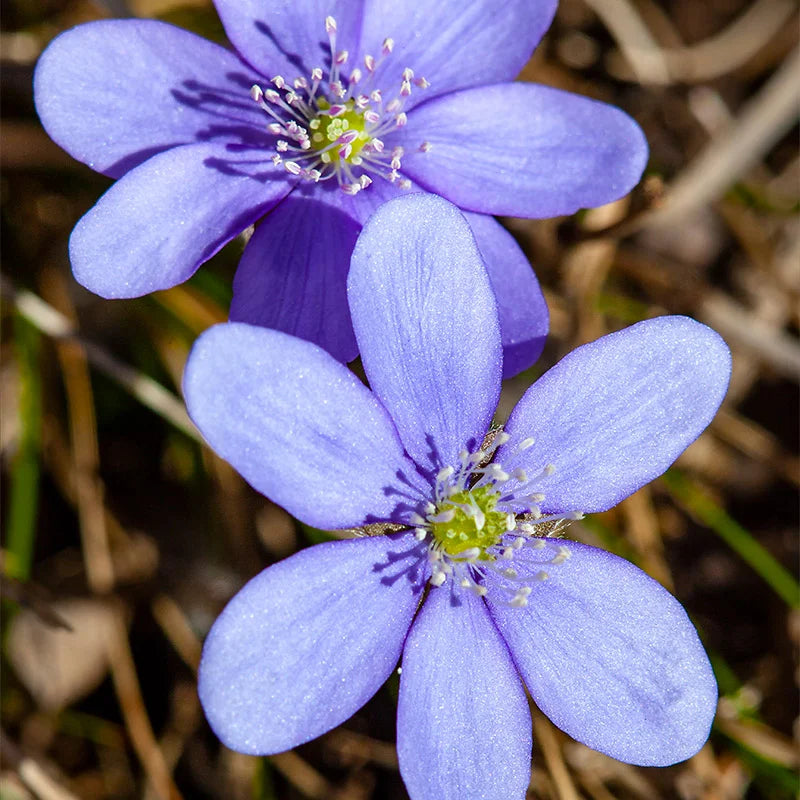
left=430, top=487, right=510, bottom=557
left=310, top=100, right=370, bottom=166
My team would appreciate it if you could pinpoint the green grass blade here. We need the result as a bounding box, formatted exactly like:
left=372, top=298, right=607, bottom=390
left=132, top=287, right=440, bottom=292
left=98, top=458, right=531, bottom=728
left=662, top=469, right=799, bottom=608
left=4, top=315, right=42, bottom=581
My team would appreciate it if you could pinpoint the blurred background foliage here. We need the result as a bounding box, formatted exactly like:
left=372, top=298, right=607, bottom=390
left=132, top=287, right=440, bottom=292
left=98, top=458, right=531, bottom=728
left=1, top=0, right=798, bottom=798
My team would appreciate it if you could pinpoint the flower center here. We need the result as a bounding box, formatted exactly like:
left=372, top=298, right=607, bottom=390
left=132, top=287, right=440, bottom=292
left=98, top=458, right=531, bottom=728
left=309, top=99, right=370, bottom=165
left=430, top=486, right=508, bottom=557
left=249, top=16, right=430, bottom=195
left=410, top=431, right=584, bottom=606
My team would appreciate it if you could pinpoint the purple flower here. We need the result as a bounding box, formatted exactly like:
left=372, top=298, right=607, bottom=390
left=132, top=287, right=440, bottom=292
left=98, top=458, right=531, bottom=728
left=184, top=194, right=729, bottom=798
left=35, top=0, right=647, bottom=377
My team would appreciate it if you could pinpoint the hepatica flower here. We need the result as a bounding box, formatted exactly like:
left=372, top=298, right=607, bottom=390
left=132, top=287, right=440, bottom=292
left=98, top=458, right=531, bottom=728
left=34, top=0, right=647, bottom=376
left=184, top=195, right=730, bottom=799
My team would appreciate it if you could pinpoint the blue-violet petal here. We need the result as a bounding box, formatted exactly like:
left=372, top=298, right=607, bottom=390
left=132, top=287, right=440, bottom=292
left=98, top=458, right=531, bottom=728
left=398, top=587, right=532, bottom=800
left=486, top=540, right=717, bottom=766
left=184, top=322, right=425, bottom=529
left=200, top=532, right=427, bottom=754
left=348, top=194, right=502, bottom=474
left=497, top=316, right=731, bottom=514
left=398, top=83, right=648, bottom=217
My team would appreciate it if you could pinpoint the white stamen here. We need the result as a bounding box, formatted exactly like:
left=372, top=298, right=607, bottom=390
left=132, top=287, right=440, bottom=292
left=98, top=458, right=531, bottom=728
left=551, top=545, right=572, bottom=565
left=488, top=464, right=509, bottom=482
left=503, top=568, right=517, bottom=578
left=437, top=466, right=455, bottom=483
left=510, top=587, right=531, bottom=608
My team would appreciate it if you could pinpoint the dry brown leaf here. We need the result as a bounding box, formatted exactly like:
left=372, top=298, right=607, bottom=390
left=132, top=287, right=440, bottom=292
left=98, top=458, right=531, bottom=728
left=6, top=598, right=119, bottom=711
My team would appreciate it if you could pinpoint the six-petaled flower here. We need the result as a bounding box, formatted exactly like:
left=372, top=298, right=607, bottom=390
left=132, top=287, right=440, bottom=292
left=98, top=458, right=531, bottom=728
left=35, top=0, right=647, bottom=376
left=184, top=194, right=731, bottom=800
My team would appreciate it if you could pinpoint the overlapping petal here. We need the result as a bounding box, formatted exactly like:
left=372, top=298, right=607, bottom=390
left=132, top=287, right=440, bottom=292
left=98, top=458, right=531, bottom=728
left=462, top=211, right=548, bottom=377
left=359, top=0, right=558, bottom=108
left=398, top=588, right=532, bottom=800
left=348, top=194, right=502, bottom=473
left=486, top=541, right=717, bottom=765
left=70, top=143, right=290, bottom=298
left=397, top=83, right=648, bottom=217
left=230, top=194, right=360, bottom=363
left=183, top=322, right=426, bottom=528
left=199, top=532, right=427, bottom=754
left=214, top=0, right=364, bottom=80
left=497, top=316, right=731, bottom=513
left=34, top=20, right=264, bottom=178
left=229, top=180, right=425, bottom=363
